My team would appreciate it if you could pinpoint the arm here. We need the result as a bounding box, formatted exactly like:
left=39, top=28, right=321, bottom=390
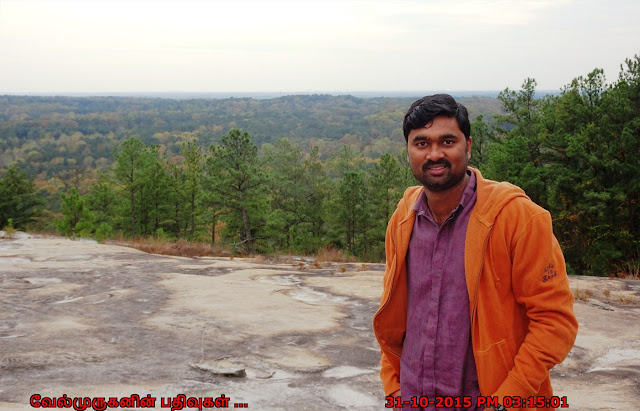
left=378, top=217, right=402, bottom=396
left=375, top=188, right=419, bottom=398
left=380, top=351, right=401, bottom=395
left=377, top=206, right=404, bottom=396
left=493, top=211, right=578, bottom=400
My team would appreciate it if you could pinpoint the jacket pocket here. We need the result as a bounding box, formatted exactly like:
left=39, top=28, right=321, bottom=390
left=474, top=339, right=512, bottom=395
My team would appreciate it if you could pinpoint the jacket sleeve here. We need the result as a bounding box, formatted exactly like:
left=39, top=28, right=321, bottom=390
left=377, top=206, right=402, bottom=396
left=493, top=210, right=578, bottom=402
left=380, top=353, right=402, bottom=395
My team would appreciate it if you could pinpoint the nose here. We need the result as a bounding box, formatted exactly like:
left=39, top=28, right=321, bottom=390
left=425, top=143, right=444, bottom=161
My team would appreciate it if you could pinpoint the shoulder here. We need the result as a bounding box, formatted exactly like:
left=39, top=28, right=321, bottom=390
left=472, top=170, right=552, bottom=236
left=502, top=194, right=548, bottom=218
left=386, top=186, right=421, bottom=234
left=395, top=186, right=422, bottom=215
left=472, top=170, right=543, bottom=225
left=402, top=185, right=423, bottom=200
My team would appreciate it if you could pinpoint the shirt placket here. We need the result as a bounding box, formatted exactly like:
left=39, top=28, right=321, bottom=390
left=420, top=213, right=453, bottom=399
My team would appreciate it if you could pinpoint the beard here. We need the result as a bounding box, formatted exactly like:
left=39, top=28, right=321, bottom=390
left=412, top=158, right=468, bottom=192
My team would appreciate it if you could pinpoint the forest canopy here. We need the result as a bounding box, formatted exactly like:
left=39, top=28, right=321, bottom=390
left=1, top=54, right=638, bottom=277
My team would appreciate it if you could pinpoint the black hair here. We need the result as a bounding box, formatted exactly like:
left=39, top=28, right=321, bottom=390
left=402, top=94, right=470, bottom=142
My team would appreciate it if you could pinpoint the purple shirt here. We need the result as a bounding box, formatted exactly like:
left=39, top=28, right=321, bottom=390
left=400, top=170, right=481, bottom=410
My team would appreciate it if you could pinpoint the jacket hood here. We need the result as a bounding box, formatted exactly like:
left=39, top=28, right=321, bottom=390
left=398, top=168, right=529, bottom=227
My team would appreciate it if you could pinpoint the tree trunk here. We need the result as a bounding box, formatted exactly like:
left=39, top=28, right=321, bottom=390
left=154, top=193, right=159, bottom=233
left=130, top=188, right=135, bottom=238
left=190, top=192, right=195, bottom=237
left=241, top=208, right=253, bottom=254
left=211, top=216, right=216, bottom=245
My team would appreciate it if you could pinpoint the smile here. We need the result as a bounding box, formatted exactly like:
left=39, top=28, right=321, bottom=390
left=425, top=165, right=447, bottom=176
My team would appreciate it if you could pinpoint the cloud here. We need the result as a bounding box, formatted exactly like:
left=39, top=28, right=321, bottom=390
left=0, top=0, right=638, bottom=92
left=365, top=0, right=570, bottom=26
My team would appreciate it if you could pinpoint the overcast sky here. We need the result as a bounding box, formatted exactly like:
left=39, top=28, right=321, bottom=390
left=1, top=0, right=638, bottom=94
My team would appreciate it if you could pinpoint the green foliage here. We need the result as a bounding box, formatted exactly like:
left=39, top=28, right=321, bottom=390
left=94, top=222, right=114, bottom=242
left=331, top=171, right=370, bottom=256
left=469, top=115, right=498, bottom=170
left=0, top=167, right=43, bottom=229
left=87, top=175, right=118, bottom=226
left=57, top=187, right=94, bottom=238
left=155, top=228, right=169, bottom=241
left=0, top=94, right=498, bottom=224
left=328, top=145, right=367, bottom=177
left=487, top=78, right=548, bottom=206
left=488, top=55, right=640, bottom=275
left=261, top=140, right=330, bottom=253
left=2, top=56, right=638, bottom=272
left=113, top=138, right=147, bottom=237
left=2, top=218, right=17, bottom=238
left=180, top=140, right=205, bottom=238
left=112, top=138, right=169, bottom=238
left=367, top=153, right=410, bottom=260
left=205, top=129, right=265, bottom=254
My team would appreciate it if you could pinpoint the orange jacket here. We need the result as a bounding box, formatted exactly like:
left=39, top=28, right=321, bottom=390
left=373, top=168, right=578, bottom=410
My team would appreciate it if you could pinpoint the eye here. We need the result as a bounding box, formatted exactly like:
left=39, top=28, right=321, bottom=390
left=443, top=139, right=454, bottom=145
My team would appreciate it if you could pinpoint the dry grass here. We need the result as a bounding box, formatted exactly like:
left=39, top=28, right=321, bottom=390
left=315, top=246, right=356, bottom=263
left=338, top=264, right=348, bottom=273
left=573, top=288, right=594, bottom=302
left=108, top=238, right=229, bottom=258
left=615, top=260, right=640, bottom=279
left=312, top=261, right=323, bottom=269
left=603, top=289, right=611, bottom=299
left=613, top=293, right=638, bottom=304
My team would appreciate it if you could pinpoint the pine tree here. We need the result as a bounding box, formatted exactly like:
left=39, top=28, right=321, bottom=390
left=205, top=130, right=265, bottom=254
left=112, top=138, right=157, bottom=237
left=0, top=167, right=43, bottom=229
left=58, top=187, right=93, bottom=238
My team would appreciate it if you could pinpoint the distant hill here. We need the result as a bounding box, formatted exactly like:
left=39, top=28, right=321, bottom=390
left=0, top=93, right=503, bottom=185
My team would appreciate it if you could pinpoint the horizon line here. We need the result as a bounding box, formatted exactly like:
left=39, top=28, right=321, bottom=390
left=1, top=90, right=561, bottom=99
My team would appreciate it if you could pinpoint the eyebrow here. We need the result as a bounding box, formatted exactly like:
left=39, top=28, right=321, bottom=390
left=411, top=134, right=459, bottom=142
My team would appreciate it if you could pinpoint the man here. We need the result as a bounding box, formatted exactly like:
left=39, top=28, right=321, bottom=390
left=372, top=94, right=578, bottom=410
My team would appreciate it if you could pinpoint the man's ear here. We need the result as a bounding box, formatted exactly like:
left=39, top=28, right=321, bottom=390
left=466, top=137, right=472, bottom=160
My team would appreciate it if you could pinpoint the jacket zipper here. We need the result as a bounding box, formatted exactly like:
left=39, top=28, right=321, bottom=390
left=471, top=225, right=493, bottom=333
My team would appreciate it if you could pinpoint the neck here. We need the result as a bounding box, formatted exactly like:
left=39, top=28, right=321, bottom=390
left=424, top=172, right=470, bottom=226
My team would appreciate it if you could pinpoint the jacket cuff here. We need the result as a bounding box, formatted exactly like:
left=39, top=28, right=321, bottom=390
left=492, top=373, right=535, bottom=409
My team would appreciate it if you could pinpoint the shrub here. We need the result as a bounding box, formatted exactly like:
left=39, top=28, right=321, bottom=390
left=2, top=218, right=17, bottom=239
left=94, top=223, right=114, bottom=242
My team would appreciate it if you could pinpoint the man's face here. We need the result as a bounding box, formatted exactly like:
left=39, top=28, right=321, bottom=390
left=406, top=115, right=472, bottom=193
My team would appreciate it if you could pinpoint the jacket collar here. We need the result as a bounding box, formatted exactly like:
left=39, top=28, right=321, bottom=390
left=397, top=168, right=529, bottom=228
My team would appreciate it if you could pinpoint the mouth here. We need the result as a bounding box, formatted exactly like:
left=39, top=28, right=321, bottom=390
left=427, top=164, right=446, bottom=170
left=423, top=160, right=450, bottom=176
